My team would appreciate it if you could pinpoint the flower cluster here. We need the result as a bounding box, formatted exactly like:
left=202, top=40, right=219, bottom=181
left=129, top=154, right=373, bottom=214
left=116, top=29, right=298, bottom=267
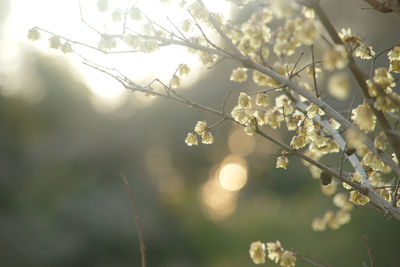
left=388, top=46, right=400, bottom=73
left=311, top=192, right=353, bottom=231
left=185, top=120, right=214, bottom=146
left=339, top=28, right=375, bottom=59
left=249, top=240, right=296, bottom=267
left=367, top=68, right=400, bottom=113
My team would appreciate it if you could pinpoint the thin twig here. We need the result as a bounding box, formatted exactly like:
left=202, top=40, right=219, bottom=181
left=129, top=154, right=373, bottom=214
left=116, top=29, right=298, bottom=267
left=120, top=172, right=146, bottom=267
left=222, top=89, right=232, bottom=114
left=289, top=52, right=305, bottom=78
left=310, top=45, right=319, bottom=97
left=295, top=252, right=329, bottom=267
left=370, top=42, right=400, bottom=77
left=362, top=234, right=374, bottom=267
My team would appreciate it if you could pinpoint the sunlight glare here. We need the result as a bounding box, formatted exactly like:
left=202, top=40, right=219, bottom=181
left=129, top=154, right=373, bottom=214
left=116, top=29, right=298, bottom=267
left=7, top=0, right=232, bottom=110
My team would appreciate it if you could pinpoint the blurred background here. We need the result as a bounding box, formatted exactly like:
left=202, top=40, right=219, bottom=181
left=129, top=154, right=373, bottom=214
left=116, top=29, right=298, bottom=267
left=0, top=0, right=399, bottom=266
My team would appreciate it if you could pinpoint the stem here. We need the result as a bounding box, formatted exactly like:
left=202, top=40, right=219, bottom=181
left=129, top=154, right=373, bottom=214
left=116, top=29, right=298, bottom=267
left=120, top=172, right=146, bottom=267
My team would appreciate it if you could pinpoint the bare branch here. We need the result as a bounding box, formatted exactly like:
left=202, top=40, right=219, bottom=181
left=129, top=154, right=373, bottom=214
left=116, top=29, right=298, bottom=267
left=120, top=172, right=146, bottom=267
left=362, top=234, right=375, bottom=267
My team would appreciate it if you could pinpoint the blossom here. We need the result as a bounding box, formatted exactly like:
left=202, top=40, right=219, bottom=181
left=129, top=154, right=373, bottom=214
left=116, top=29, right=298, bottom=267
left=185, top=133, right=198, bottom=146
left=97, top=0, right=108, bottom=12
left=130, top=7, right=142, bottom=20
left=61, top=42, right=73, bottom=53
left=244, top=123, right=256, bottom=136
left=201, top=131, right=214, bottom=144
left=354, top=43, right=375, bottom=59
left=276, top=155, right=289, bottom=169
left=27, top=28, right=40, bottom=41
left=249, top=241, right=266, bottom=264
left=280, top=251, right=296, bottom=267
left=323, top=45, right=349, bottom=71
left=321, top=182, right=336, bottom=195
left=311, top=217, right=326, bottom=231
left=295, top=18, right=320, bottom=46
left=266, top=241, right=283, bottom=263
left=389, top=60, right=400, bottom=73
left=48, top=35, right=61, bottom=49
left=231, top=106, right=251, bottom=124
left=181, top=19, right=192, bottom=32
left=98, top=37, right=116, bottom=50
left=373, top=68, right=395, bottom=88
left=339, top=28, right=360, bottom=47
left=194, top=121, right=207, bottom=135
left=256, top=93, right=269, bottom=107
left=306, top=103, right=325, bottom=118
left=327, top=72, right=350, bottom=100
left=179, top=64, right=190, bottom=76
left=374, top=131, right=387, bottom=150
left=333, top=193, right=353, bottom=210
left=349, top=191, right=370, bottom=205
left=170, top=74, right=180, bottom=89
left=388, top=46, right=400, bottom=60
left=230, top=68, right=248, bottom=83
left=111, top=10, right=122, bottom=22
left=238, top=92, right=252, bottom=109
left=351, top=101, right=376, bottom=132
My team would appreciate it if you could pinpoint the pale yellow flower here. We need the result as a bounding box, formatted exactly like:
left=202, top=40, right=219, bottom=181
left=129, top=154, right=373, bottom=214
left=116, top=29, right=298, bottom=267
left=276, top=156, right=289, bottom=169
left=295, top=18, right=320, bottom=46
left=244, top=123, right=256, bottom=136
left=351, top=101, right=376, bottom=132
left=323, top=45, right=349, bottom=71
left=321, top=182, right=337, bottom=196
left=61, top=42, right=73, bottom=53
left=306, top=103, right=324, bottom=118
left=280, top=251, right=296, bottom=267
left=194, top=121, right=207, bottom=135
left=98, top=37, right=116, bottom=50
left=388, top=46, right=400, bottom=60
left=256, top=93, right=269, bottom=107
left=249, top=241, right=266, bottom=264
left=111, top=10, right=122, bottom=22
left=349, top=191, right=370, bottom=205
left=49, top=35, right=61, bottom=49
left=185, top=133, right=198, bottom=146
left=311, top=217, right=326, bottom=231
left=266, top=241, right=283, bottom=263
left=354, top=43, right=375, bottom=59
left=327, top=72, right=350, bottom=100
left=176, top=64, right=190, bottom=77
left=230, top=68, right=248, bottom=83
left=350, top=172, right=362, bottom=183
left=130, top=7, right=142, bottom=20
left=201, top=131, right=214, bottom=144
left=97, top=0, right=108, bottom=12
left=238, top=92, right=252, bottom=109
left=27, top=28, right=40, bottom=41
left=170, top=74, right=180, bottom=89
left=181, top=19, right=192, bottom=32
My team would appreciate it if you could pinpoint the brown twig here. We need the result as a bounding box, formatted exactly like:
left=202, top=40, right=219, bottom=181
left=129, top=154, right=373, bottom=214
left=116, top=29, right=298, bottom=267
left=310, top=45, right=319, bottom=97
left=362, top=234, right=375, bottom=267
left=120, top=172, right=146, bottom=267
left=294, top=252, right=329, bottom=267
left=370, top=42, right=400, bottom=77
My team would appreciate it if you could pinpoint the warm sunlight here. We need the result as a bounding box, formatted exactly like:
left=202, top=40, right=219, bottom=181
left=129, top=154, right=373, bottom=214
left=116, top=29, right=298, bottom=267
left=6, top=0, right=232, bottom=110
